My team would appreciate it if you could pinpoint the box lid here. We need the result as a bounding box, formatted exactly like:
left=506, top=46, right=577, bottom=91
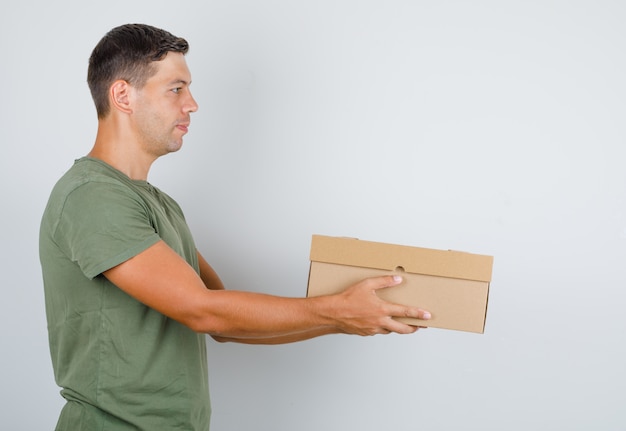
left=310, top=235, right=493, bottom=282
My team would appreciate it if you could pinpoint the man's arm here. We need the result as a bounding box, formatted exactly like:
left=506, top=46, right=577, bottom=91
left=104, top=240, right=431, bottom=341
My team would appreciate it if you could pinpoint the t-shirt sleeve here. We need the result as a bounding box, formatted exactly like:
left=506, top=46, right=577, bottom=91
left=54, top=181, right=161, bottom=279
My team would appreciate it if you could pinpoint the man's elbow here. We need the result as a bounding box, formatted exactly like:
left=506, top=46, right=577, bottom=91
left=182, top=313, right=235, bottom=340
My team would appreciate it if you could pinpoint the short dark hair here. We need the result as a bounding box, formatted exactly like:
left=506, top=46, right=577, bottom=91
left=87, top=23, right=189, bottom=118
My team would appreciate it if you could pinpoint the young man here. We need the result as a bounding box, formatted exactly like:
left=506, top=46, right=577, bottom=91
left=39, top=23, right=431, bottom=430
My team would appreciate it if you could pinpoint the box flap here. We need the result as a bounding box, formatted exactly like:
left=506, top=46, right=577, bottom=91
left=310, top=235, right=493, bottom=282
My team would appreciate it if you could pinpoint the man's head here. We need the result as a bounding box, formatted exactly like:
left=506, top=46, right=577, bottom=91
left=88, top=23, right=189, bottom=118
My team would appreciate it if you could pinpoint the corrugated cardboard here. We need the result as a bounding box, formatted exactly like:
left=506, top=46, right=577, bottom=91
left=306, top=235, right=493, bottom=333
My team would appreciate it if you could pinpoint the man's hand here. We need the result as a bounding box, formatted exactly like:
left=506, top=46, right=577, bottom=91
left=328, top=275, right=431, bottom=336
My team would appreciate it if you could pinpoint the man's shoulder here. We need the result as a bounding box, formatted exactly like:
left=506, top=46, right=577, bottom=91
left=48, top=157, right=148, bottom=207
left=55, top=157, right=128, bottom=191
left=43, top=158, right=145, bottom=224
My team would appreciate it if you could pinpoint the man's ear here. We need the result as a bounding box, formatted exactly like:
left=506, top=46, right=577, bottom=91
left=110, top=80, right=134, bottom=114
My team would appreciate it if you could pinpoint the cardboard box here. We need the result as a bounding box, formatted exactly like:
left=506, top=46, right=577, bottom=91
left=306, top=235, right=493, bottom=333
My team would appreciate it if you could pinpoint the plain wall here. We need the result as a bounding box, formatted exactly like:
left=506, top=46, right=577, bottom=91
left=1, top=1, right=625, bottom=429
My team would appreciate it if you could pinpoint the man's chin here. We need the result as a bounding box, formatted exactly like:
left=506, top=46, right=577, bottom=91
left=165, top=140, right=184, bottom=155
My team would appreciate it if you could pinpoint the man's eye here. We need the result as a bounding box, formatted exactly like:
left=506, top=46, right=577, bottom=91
left=172, top=88, right=181, bottom=94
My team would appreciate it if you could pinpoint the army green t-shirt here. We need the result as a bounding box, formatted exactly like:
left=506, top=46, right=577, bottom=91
left=39, top=157, right=211, bottom=430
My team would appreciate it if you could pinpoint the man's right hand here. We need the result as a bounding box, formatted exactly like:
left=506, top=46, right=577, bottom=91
left=329, top=275, right=431, bottom=336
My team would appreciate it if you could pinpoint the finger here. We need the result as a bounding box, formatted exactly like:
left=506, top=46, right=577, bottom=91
left=359, top=275, right=404, bottom=291
left=385, top=303, right=432, bottom=321
left=382, top=318, right=420, bottom=335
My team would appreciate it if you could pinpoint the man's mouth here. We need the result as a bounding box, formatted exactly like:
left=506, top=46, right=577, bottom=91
left=176, top=121, right=190, bottom=133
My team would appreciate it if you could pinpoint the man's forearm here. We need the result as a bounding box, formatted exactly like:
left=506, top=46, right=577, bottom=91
left=187, top=290, right=339, bottom=338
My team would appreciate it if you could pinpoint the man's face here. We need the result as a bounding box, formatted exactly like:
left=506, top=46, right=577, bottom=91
left=131, top=52, right=198, bottom=157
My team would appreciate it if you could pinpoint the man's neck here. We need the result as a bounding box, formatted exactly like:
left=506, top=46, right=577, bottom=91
left=88, top=123, right=156, bottom=181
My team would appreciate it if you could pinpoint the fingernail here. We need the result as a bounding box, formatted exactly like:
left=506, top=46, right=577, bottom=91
left=393, top=275, right=403, bottom=283
left=423, top=312, right=432, bottom=320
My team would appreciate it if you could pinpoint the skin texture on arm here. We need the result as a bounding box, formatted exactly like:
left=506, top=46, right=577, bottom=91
left=104, top=240, right=431, bottom=344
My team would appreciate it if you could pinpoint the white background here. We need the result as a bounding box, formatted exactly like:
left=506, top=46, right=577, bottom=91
left=1, top=1, right=625, bottom=430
